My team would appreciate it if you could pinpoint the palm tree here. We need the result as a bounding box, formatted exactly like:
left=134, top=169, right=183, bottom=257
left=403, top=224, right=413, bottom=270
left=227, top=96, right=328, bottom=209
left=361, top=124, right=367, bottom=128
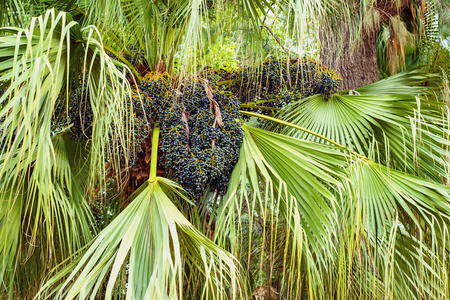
left=1, top=1, right=449, bottom=299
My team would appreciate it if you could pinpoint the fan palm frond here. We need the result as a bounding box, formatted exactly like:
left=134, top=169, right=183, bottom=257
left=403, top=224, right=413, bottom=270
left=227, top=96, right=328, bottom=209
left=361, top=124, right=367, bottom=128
left=242, top=108, right=450, bottom=298
left=0, top=131, right=93, bottom=298
left=215, top=124, right=348, bottom=298
left=36, top=177, right=242, bottom=300
left=271, top=69, right=450, bottom=182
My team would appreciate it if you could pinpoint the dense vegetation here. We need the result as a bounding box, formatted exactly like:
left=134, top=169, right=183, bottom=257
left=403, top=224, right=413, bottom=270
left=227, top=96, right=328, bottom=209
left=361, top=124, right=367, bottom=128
left=0, top=0, right=450, bottom=299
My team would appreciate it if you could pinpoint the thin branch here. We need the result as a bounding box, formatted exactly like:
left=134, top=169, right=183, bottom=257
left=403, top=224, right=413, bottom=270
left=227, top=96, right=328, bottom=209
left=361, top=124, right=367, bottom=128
left=262, top=25, right=290, bottom=56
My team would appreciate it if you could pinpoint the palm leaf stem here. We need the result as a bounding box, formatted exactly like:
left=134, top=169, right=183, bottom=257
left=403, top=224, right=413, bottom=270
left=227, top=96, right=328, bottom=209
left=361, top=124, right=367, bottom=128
left=240, top=99, right=281, bottom=106
left=240, top=104, right=280, bottom=111
left=150, top=122, right=160, bottom=181
left=217, top=78, right=236, bottom=86
left=240, top=110, right=367, bottom=160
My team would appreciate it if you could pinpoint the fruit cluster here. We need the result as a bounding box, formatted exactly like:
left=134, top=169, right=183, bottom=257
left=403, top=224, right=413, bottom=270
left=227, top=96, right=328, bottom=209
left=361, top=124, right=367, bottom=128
left=132, top=73, right=243, bottom=199
left=159, top=77, right=243, bottom=198
left=69, top=79, right=94, bottom=142
left=227, top=57, right=343, bottom=113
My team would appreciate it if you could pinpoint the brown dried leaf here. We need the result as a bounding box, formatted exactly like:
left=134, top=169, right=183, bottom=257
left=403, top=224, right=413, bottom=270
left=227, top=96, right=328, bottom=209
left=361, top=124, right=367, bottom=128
left=199, top=77, right=223, bottom=128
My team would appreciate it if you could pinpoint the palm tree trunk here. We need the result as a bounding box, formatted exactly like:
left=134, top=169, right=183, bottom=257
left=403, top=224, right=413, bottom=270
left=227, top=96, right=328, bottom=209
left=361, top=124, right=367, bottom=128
left=320, top=26, right=379, bottom=90
left=319, top=0, right=410, bottom=90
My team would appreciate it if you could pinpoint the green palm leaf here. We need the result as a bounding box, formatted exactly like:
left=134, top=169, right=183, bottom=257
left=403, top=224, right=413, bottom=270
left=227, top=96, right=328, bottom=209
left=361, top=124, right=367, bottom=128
left=0, top=0, right=25, bottom=26
left=356, top=68, right=439, bottom=95
left=272, top=70, right=450, bottom=181
left=37, top=177, right=242, bottom=300
left=343, top=159, right=450, bottom=244
left=215, top=124, right=348, bottom=298
left=64, top=0, right=211, bottom=71
left=242, top=111, right=450, bottom=298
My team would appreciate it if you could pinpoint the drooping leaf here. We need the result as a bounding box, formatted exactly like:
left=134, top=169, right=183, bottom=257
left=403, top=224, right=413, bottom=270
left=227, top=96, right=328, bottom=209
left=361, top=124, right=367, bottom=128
left=0, top=131, right=93, bottom=298
left=0, top=9, right=133, bottom=296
